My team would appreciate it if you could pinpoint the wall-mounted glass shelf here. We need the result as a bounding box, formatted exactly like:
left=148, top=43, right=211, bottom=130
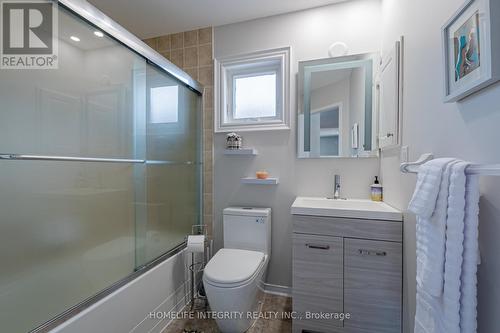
left=241, top=177, right=279, bottom=185
left=224, top=148, right=257, bottom=155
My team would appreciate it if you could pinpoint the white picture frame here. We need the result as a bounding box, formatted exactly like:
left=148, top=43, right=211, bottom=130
left=442, top=0, right=500, bottom=103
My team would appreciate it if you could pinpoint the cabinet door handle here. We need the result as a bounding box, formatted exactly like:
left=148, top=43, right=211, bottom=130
left=358, top=249, right=387, bottom=256
left=306, top=243, right=330, bottom=250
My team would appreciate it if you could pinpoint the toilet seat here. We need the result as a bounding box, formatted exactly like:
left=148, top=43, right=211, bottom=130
left=204, top=248, right=265, bottom=288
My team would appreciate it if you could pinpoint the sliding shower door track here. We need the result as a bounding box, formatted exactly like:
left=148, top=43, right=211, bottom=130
left=29, top=242, right=186, bottom=333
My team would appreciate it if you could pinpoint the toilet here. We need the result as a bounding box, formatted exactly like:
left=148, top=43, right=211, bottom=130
left=203, top=207, right=271, bottom=333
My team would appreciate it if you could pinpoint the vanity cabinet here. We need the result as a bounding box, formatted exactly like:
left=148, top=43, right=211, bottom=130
left=292, top=215, right=403, bottom=333
left=293, top=234, right=344, bottom=331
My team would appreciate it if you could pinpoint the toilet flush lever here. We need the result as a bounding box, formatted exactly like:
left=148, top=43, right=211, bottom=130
left=306, top=243, right=330, bottom=250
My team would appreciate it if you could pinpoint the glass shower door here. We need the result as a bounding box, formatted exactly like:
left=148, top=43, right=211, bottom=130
left=0, top=5, right=201, bottom=332
left=136, top=63, right=202, bottom=267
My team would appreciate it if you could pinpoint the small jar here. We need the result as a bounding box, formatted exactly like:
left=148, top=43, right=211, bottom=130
left=226, top=132, right=242, bottom=149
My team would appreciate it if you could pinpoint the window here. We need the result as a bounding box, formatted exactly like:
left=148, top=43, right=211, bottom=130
left=215, top=47, right=290, bottom=132
left=150, top=85, right=178, bottom=124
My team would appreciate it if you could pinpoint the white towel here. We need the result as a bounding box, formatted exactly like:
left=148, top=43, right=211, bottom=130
left=410, top=159, right=480, bottom=333
left=442, top=161, right=467, bottom=333
left=460, top=173, right=480, bottom=332
left=409, top=158, right=455, bottom=296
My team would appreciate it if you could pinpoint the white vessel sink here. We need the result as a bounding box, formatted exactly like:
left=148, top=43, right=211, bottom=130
left=291, top=197, right=402, bottom=221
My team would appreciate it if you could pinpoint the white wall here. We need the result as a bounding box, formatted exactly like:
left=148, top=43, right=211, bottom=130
left=213, top=0, right=382, bottom=288
left=380, top=0, right=500, bottom=332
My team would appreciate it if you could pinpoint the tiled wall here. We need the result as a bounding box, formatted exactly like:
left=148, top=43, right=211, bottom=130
left=143, top=27, right=214, bottom=238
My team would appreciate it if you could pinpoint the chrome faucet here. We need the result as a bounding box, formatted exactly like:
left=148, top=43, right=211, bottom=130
left=333, top=174, right=341, bottom=199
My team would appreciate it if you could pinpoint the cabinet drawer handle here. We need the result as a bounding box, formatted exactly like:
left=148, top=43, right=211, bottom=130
left=358, top=249, right=387, bottom=256
left=306, top=243, right=330, bottom=250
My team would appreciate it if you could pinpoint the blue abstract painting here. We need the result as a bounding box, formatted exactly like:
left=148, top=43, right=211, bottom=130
left=453, top=12, right=481, bottom=81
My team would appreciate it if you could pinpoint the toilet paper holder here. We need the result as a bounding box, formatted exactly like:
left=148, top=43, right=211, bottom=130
left=186, top=224, right=211, bottom=310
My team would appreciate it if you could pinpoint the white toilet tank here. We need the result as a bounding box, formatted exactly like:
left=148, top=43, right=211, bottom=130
left=223, top=207, right=271, bottom=256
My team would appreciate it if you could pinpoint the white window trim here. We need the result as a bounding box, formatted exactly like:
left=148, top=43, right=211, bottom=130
left=215, top=47, right=291, bottom=132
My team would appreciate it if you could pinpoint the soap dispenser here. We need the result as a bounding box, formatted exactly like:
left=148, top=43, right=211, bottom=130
left=371, top=176, right=383, bottom=202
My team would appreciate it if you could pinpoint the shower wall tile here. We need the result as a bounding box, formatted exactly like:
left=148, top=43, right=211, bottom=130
left=203, top=131, right=213, bottom=154
left=203, top=194, right=212, bottom=215
left=184, top=30, right=198, bottom=47
left=170, top=49, right=184, bottom=68
left=203, top=107, right=213, bottom=131
left=198, top=27, right=212, bottom=45
left=203, top=171, right=213, bottom=194
left=184, top=67, right=198, bottom=81
left=157, top=35, right=171, bottom=52
left=143, top=27, right=214, bottom=239
left=198, top=44, right=212, bottom=66
left=143, top=37, right=157, bottom=49
left=203, top=87, right=213, bottom=110
left=184, top=47, right=198, bottom=68
left=159, top=51, right=170, bottom=60
left=203, top=152, right=212, bottom=173
left=171, top=33, right=184, bottom=49
left=198, top=66, right=213, bottom=86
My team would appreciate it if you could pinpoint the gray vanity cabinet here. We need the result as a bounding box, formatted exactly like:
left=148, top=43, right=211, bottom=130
left=344, top=238, right=402, bottom=333
left=292, top=215, right=403, bottom=333
left=293, top=234, right=344, bottom=331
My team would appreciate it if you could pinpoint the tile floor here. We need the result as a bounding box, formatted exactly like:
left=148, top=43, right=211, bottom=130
left=161, top=293, right=292, bottom=333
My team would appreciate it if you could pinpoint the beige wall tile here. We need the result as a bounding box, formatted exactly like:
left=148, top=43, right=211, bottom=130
left=203, top=171, right=213, bottom=193
left=159, top=51, right=171, bottom=61
left=203, top=108, right=214, bottom=130
left=170, top=49, right=184, bottom=68
left=198, top=66, right=213, bottom=86
left=203, top=214, right=213, bottom=234
left=171, top=32, right=184, bottom=49
left=203, top=194, right=213, bottom=215
left=184, top=29, right=198, bottom=47
left=203, top=87, right=213, bottom=110
left=146, top=27, right=215, bottom=240
left=143, top=37, right=157, bottom=49
left=184, top=67, right=198, bottom=81
left=203, top=127, right=213, bottom=148
left=157, top=35, right=171, bottom=52
left=203, top=112, right=213, bottom=129
left=184, top=46, right=198, bottom=68
left=198, top=44, right=213, bottom=67
left=203, top=153, right=212, bottom=173
left=198, top=27, right=212, bottom=44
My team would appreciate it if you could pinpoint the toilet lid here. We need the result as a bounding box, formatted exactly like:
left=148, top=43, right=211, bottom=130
left=204, top=248, right=265, bottom=285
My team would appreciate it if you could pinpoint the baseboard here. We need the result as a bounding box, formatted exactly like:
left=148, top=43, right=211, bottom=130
left=260, top=282, right=292, bottom=297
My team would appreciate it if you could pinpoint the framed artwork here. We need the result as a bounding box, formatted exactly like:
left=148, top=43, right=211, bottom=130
left=442, top=0, right=500, bottom=102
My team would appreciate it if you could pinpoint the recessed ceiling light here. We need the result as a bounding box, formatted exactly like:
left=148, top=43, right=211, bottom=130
left=94, top=31, right=104, bottom=38
left=70, top=36, right=80, bottom=42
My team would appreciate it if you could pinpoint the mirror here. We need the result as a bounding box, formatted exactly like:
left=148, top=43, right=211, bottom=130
left=298, top=53, right=377, bottom=158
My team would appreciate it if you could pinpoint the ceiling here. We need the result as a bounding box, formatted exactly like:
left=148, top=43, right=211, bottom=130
left=88, top=0, right=349, bottom=39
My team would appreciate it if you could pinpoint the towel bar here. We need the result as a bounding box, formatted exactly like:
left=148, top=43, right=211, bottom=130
left=400, top=153, right=500, bottom=176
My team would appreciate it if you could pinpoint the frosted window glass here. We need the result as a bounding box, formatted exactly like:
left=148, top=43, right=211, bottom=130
left=150, top=86, right=178, bottom=123
left=234, top=74, right=276, bottom=119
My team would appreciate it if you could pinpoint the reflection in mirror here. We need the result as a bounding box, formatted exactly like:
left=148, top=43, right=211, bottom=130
left=298, top=53, right=378, bottom=158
